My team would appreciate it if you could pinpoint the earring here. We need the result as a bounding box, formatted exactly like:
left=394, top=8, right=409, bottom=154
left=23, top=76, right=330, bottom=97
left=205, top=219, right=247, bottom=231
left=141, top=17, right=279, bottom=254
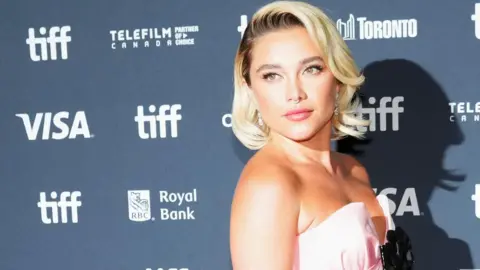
left=334, top=92, right=339, bottom=116
left=257, top=112, right=264, bottom=126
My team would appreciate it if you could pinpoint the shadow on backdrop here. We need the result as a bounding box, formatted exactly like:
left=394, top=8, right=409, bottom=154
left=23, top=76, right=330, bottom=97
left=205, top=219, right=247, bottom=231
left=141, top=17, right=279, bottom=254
left=337, top=59, right=473, bottom=269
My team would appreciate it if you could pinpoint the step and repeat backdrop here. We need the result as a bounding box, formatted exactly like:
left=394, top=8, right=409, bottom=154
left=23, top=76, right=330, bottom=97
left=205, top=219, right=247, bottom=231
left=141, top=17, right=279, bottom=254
left=1, top=0, right=479, bottom=269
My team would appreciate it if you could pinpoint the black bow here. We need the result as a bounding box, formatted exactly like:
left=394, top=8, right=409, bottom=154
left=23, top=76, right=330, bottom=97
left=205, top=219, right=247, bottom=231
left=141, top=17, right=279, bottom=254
left=379, top=226, right=415, bottom=270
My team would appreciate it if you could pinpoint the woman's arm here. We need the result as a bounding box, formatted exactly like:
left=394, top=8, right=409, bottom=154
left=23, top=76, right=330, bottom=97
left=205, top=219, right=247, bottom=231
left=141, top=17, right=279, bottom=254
left=230, top=167, right=300, bottom=270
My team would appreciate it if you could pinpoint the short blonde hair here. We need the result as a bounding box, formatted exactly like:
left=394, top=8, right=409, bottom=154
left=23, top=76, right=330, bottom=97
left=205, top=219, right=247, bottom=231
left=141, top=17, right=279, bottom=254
left=231, top=1, right=369, bottom=150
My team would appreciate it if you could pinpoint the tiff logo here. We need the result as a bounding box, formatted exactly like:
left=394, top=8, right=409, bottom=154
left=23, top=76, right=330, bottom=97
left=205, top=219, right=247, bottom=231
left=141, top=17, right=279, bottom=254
left=134, top=104, right=182, bottom=139
left=357, top=96, right=404, bottom=132
left=37, top=191, right=82, bottom=224
left=472, top=3, right=480, bottom=39
left=238, top=15, right=248, bottom=38
left=336, top=14, right=355, bottom=40
left=26, top=26, right=71, bottom=61
left=472, top=184, right=480, bottom=219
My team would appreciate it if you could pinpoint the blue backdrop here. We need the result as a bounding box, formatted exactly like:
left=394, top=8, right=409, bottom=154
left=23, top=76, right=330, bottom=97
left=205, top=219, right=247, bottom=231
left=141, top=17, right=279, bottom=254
left=1, top=0, right=479, bottom=269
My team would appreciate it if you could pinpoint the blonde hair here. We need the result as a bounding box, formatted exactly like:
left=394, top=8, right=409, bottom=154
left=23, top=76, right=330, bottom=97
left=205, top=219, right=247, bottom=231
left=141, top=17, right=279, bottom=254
left=231, top=1, right=369, bottom=150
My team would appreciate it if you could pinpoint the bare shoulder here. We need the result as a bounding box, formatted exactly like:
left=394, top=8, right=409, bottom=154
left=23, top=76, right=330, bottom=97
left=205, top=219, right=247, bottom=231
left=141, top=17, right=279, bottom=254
left=235, top=153, right=297, bottom=198
left=229, top=150, right=300, bottom=270
left=231, top=151, right=300, bottom=213
left=335, top=152, right=371, bottom=185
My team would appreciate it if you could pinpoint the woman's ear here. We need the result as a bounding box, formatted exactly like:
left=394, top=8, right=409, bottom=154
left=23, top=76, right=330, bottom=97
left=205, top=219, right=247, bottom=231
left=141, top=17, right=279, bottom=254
left=335, top=80, right=341, bottom=94
left=243, top=80, right=257, bottom=105
left=242, top=80, right=252, bottom=93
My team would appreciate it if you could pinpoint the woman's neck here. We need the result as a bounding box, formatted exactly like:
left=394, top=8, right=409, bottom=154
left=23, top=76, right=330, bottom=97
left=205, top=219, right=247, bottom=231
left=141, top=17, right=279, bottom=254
left=268, top=127, right=335, bottom=172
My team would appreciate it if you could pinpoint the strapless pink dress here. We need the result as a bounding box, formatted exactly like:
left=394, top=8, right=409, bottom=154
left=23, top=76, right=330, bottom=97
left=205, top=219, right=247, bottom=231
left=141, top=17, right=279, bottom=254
left=293, top=195, right=395, bottom=270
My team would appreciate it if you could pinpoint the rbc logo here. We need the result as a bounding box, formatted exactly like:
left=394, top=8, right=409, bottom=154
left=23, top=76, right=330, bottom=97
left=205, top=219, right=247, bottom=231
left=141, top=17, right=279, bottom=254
left=16, top=111, right=92, bottom=140
left=37, top=191, right=82, bottom=224
left=128, top=190, right=152, bottom=222
left=26, top=26, right=71, bottom=61
left=134, top=104, right=182, bottom=139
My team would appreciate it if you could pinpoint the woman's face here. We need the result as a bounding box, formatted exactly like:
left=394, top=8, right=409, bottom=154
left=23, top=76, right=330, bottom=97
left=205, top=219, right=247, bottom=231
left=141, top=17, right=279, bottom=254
left=246, top=26, right=339, bottom=142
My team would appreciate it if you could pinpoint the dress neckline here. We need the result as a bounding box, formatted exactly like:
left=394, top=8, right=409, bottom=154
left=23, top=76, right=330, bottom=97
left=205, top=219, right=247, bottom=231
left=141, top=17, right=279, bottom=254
left=298, top=195, right=394, bottom=243
left=298, top=202, right=366, bottom=238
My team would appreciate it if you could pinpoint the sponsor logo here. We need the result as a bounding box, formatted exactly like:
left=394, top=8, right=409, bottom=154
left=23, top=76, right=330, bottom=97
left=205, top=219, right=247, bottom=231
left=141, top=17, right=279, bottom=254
left=128, top=190, right=152, bottom=222
left=336, top=14, right=418, bottom=40
left=221, top=113, right=232, bottom=128
left=110, top=25, right=199, bottom=50
left=472, top=184, right=480, bottom=219
left=356, top=96, right=404, bottom=132
left=449, top=101, right=480, bottom=123
left=472, top=3, right=480, bottom=39
left=373, top=187, right=422, bottom=216
left=135, top=104, right=182, bottom=139
left=238, top=14, right=417, bottom=41
left=159, top=189, right=197, bottom=221
left=128, top=189, right=198, bottom=222
left=37, top=191, right=82, bottom=224
left=146, top=268, right=188, bottom=270
left=26, top=26, right=71, bottom=61
left=238, top=15, right=248, bottom=38
left=16, top=111, right=93, bottom=140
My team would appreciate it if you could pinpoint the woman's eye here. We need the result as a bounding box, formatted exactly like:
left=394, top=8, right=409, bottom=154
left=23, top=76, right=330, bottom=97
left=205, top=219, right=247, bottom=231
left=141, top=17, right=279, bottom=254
left=305, top=65, right=323, bottom=74
left=263, top=73, right=279, bottom=81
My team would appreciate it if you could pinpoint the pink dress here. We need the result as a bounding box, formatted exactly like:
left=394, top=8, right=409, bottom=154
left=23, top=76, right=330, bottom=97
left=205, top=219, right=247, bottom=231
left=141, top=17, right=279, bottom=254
left=293, top=195, right=395, bottom=270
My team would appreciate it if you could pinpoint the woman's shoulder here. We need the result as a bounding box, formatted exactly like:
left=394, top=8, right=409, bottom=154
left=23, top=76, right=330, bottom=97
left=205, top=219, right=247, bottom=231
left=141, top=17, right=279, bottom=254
left=232, top=149, right=300, bottom=208
left=229, top=150, right=301, bottom=269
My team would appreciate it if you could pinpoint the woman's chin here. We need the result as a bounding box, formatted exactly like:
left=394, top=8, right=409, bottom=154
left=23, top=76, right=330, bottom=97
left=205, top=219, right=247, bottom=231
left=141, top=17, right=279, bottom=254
left=283, top=129, right=317, bottom=142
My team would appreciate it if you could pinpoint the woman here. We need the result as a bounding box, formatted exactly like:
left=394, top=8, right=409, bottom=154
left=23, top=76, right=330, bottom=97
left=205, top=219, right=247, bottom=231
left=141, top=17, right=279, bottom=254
left=229, top=1, right=413, bottom=270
